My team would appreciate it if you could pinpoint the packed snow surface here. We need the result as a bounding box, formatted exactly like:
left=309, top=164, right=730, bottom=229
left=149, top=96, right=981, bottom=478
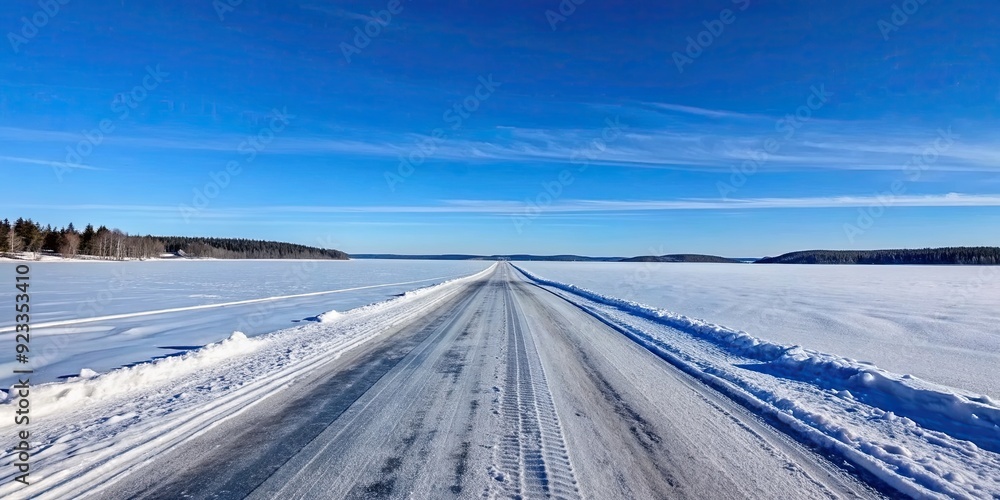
left=0, top=259, right=490, bottom=387
left=516, top=261, right=1000, bottom=398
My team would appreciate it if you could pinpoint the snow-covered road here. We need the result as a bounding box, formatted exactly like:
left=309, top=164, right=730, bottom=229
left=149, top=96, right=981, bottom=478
left=85, top=263, right=875, bottom=499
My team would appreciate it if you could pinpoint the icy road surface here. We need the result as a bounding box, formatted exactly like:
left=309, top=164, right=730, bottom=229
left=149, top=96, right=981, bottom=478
left=89, top=263, right=875, bottom=499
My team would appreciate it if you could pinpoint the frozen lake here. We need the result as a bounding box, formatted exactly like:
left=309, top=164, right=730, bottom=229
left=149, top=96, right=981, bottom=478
left=518, top=262, right=1000, bottom=398
left=0, top=259, right=490, bottom=387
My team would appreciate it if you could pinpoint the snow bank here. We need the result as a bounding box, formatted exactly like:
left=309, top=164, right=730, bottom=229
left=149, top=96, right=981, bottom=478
left=315, top=310, right=343, bottom=323
left=16, top=331, right=259, bottom=418
left=515, top=264, right=1000, bottom=498
left=771, top=347, right=1000, bottom=452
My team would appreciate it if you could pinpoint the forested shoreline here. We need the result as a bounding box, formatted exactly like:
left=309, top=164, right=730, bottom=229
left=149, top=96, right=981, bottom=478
left=1, top=218, right=349, bottom=261
left=756, top=247, right=1000, bottom=265
left=621, top=254, right=743, bottom=263
left=4, top=217, right=996, bottom=265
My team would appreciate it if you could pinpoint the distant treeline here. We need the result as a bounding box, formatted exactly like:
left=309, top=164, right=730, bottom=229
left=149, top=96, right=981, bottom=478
left=1, top=218, right=348, bottom=261
left=621, top=254, right=742, bottom=263
left=157, top=236, right=348, bottom=260
left=756, top=247, right=1000, bottom=265
left=354, top=253, right=740, bottom=263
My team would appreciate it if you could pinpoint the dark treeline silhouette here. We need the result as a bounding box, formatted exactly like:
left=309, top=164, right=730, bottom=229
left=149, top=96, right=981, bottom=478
left=158, top=236, right=348, bottom=260
left=1, top=218, right=348, bottom=261
left=620, top=254, right=742, bottom=263
left=756, top=247, right=1000, bottom=265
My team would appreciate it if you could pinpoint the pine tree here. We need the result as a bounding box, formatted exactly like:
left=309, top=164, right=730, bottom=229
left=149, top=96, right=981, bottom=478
left=43, top=226, right=60, bottom=252
left=81, top=224, right=96, bottom=255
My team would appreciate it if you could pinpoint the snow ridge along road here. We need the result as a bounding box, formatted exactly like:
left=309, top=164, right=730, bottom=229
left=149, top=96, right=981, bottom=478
left=5, top=263, right=889, bottom=498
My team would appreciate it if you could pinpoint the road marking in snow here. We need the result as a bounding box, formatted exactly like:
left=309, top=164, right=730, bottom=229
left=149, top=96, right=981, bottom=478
left=0, top=274, right=468, bottom=334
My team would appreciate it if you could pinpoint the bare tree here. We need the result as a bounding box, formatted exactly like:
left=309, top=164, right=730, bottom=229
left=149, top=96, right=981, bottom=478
left=93, top=230, right=112, bottom=259
left=59, top=232, right=81, bottom=257
left=7, top=228, right=23, bottom=254
left=111, top=229, right=125, bottom=260
left=26, top=232, right=44, bottom=258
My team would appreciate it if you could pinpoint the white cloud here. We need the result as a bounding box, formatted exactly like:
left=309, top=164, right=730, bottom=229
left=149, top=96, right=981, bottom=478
left=0, top=156, right=102, bottom=170
left=13, top=194, right=1000, bottom=218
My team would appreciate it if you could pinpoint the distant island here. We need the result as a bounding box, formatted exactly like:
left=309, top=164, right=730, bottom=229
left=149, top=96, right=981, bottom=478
left=621, top=254, right=743, bottom=263
left=1, top=217, right=348, bottom=260
left=756, top=247, right=1000, bottom=265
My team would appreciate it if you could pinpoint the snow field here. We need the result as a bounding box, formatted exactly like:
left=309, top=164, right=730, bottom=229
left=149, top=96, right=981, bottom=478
left=515, top=261, right=1000, bottom=400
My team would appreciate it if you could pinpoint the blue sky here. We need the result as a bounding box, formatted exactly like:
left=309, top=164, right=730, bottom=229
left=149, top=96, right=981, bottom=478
left=2, top=0, right=999, bottom=256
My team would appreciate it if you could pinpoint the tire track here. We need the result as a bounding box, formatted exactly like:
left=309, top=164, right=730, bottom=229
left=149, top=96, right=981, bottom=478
left=494, top=267, right=581, bottom=500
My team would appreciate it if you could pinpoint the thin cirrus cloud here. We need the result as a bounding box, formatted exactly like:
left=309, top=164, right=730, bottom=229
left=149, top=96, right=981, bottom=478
left=298, top=4, right=374, bottom=21
left=2, top=99, right=994, bottom=173
left=7, top=128, right=989, bottom=173
left=640, top=102, right=768, bottom=121
left=438, top=194, right=1000, bottom=212
left=15, top=194, right=1000, bottom=219
left=0, top=156, right=103, bottom=170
